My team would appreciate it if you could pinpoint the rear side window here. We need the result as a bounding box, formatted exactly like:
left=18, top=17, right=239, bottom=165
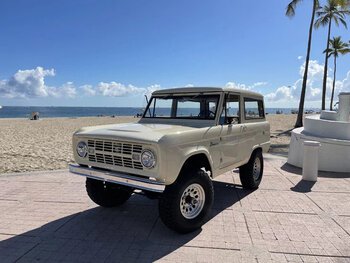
left=244, top=98, right=264, bottom=119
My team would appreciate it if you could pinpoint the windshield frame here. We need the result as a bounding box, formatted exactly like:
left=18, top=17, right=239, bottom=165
left=142, top=93, right=221, bottom=120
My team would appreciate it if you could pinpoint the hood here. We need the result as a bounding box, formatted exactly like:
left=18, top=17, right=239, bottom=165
left=75, top=122, right=197, bottom=143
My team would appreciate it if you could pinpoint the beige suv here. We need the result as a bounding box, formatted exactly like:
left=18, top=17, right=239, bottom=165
left=69, top=87, right=270, bottom=233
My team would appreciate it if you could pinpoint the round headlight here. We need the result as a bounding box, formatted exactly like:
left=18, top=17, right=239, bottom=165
left=141, top=150, right=156, bottom=168
left=77, top=141, right=88, bottom=158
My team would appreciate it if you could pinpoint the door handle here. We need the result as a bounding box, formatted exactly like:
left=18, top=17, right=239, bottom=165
left=210, top=141, right=219, bottom=146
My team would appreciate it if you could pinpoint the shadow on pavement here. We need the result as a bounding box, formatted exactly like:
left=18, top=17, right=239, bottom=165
left=0, top=181, right=254, bottom=262
left=290, top=180, right=316, bottom=193
left=280, top=163, right=350, bottom=179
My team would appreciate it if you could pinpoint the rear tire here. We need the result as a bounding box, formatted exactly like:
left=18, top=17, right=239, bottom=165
left=159, top=167, right=214, bottom=233
left=86, top=178, right=133, bottom=207
left=239, top=150, right=264, bottom=189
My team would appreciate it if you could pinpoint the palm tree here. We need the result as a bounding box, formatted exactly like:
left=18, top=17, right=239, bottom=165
left=286, top=0, right=319, bottom=128
left=324, top=36, right=350, bottom=110
left=315, top=0, right=349, bottom=110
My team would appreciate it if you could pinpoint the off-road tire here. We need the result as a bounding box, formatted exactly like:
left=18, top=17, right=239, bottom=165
left=239, top=150, right=264, bottom=189
left=159, top=167, right=214, bottom=233
left=86, top=178, right=133, bottom=207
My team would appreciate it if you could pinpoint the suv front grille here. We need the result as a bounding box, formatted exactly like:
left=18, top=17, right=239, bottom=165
left=87, top=139, right=144, bottom=170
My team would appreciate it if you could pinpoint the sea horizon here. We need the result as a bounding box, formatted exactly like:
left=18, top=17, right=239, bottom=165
left=0, top=106, right=321, bottom=119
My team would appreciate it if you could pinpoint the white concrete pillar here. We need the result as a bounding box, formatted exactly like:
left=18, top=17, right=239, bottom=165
left=338, top=92, right=350, bottom=122
left=302, top=141, right=321, bottom=182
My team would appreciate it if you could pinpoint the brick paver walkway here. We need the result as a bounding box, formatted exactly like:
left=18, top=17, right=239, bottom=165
left=0, top=154, right=349, bottom=262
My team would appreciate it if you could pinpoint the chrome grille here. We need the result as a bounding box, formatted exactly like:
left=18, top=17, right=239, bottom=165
left=87, top=139, right=143, bottom=170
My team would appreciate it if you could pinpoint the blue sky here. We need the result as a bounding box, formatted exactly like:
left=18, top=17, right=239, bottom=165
left=0, top=0, right=349, bottom=107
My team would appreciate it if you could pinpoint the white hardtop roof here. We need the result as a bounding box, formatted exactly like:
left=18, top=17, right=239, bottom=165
left=152, top=87, right=263, bottom=98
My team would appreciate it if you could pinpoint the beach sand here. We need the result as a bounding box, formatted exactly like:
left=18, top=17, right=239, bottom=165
left=0, top=115, right=296, bottom=174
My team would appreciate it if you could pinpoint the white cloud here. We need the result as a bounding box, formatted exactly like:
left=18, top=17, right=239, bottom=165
left=225, top=82, right=251, bottom=90
left=0, top=67, right=55, bottom=98
left=300, top=60, right=324, bottom=79
left=337, top=70, right=350, bottom=93
left=265, top=86, right=294, bottom=101
left=265, top=60, right=333, bottom=102
left=0, top=67, right=78, bottom=99
left=225, top=81, right=267, bottom=90
left=265, top=59, right=350, bottom=106
left=145, top=84, right=161, bottom=98
left=81, top=85, right=96, bottom=96
left=97, top=82, right=145, bottom=97
left=56, top=82, right=77, bottom=98
left=252, top=82, right=268, bottom=88
left=298, top=56, right=303, bottom=60
left=7, top=63, right=348, bottom=106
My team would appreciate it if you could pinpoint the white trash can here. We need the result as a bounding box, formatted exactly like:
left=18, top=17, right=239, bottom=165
left=302, top=141, right=321, bottom=182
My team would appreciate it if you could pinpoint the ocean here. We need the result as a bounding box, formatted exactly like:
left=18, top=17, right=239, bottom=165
left=0, top=106, right=318, bottom=119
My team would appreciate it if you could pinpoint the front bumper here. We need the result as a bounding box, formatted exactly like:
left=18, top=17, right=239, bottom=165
left=69, top=164, right=165, bottom=193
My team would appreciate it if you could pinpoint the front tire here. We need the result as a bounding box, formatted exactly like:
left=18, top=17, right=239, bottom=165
left=239, top=150, right=264, bottom=189
left=159, top=167, right=214, bottom=233
left=86, top=178, right=133, bottom=207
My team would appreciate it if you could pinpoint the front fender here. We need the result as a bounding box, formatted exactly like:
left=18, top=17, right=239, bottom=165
left=161, top=145, right=213, bottom=185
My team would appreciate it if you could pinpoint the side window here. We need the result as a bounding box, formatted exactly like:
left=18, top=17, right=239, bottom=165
left=221, top=94, right=240, bottom=124
left=177, top=100, right=201, bottom=117
left=244, top=98, right=264, bottom=119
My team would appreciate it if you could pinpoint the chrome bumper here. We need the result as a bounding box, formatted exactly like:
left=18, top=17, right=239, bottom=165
left=69, top=164, right=165, bottom=193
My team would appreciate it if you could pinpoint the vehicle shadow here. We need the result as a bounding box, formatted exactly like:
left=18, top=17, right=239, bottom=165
left=0, top=181, right=254, bottom=262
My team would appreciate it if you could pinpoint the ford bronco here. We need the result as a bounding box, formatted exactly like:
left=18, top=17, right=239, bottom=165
left=69, top=87, right=270, bottom=233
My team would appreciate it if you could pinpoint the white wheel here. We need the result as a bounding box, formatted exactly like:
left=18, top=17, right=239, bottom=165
left=180, top=183, right=205, bottom=219
left=159, top=167, right=214, bottom=233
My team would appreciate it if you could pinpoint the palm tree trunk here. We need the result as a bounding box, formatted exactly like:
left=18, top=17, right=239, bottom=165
left=321, top=20, right=332, bottom=110
left=330, top=56, right=337, bottom=111
left=295, top=0, right=317, bottom=128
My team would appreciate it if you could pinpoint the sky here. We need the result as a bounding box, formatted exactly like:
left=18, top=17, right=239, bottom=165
left=0, top=0, right=349, bottom=108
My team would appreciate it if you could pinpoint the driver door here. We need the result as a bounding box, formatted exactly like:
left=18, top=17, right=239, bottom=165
left=219, top=93, right=244, bottom=169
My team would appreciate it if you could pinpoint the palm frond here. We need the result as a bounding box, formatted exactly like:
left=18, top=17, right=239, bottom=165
left=314, top=0, right=350, bottom=29
left=315, top=16, right=330, bottom=28
left=337, top=0, right=350, bottom=8
left=286, top=0, right=303, bottom=17
left=338, top=48, right=350, bottom=54
left=327, top=36, right=350, bottom=58
left=333, top=16, right=340, bottom=26
left=316, top=11, right=327, bottom=16
left=339, top=17, right=348, bottom=28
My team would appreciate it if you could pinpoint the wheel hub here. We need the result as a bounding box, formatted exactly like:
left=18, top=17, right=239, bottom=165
left=253, top=157, right=261, bottom=181
left=180, top=183, right=205, bottom=219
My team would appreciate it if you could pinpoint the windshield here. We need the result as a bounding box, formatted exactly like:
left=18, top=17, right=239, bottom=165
left=143, top=94, right=220, bottom=119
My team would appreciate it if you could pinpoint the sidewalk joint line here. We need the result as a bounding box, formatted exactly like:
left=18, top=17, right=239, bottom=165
left=34, top=200, right=85, bottom=204
left=252, top=210, right=317, bottom=215
left=0, top=198, right=18, bottom=202
left=331, top=217, right=350, bottom=237
left=14, top=242, right=40, bottom=263
left=305, top=194, right=324, bottom=212
left=146, top=217, right=159, bottom=240
left=54, top=213, right=81, bottom=233
left=269, top=250, right=350, bottom=258
left=183, top=244, right=240, bottom=251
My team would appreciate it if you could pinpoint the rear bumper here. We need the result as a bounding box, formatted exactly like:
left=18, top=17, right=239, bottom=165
left=69, top=164, right=165, bottom=193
